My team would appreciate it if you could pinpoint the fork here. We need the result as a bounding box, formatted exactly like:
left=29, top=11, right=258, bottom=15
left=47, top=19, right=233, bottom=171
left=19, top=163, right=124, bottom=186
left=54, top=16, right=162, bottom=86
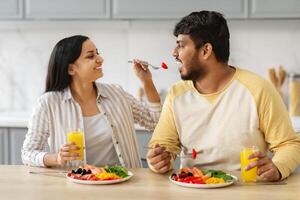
left=128, top=60, right=164, bottom=70
left=143, top=146, right=202, bottom=159
left=29, top=170, right=68, bottom=174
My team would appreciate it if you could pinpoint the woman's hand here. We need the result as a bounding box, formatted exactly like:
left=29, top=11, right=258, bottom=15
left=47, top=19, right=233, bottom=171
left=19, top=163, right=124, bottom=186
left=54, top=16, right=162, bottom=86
left=131, top=59, right=160, bottom=103
left=132, top=59, right=153, bottom=85
left=56, top=142, right=80, bottom=166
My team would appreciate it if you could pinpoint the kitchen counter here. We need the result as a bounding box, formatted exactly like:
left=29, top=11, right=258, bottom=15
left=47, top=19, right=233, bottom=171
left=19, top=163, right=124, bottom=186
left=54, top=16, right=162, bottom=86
left=0, top=111, right=149, bottom=131
left=0, top=165, right=299, bottom=200
left=0, top=111, right=30, bottom=128
left=0, top=112, right=299, bottom=133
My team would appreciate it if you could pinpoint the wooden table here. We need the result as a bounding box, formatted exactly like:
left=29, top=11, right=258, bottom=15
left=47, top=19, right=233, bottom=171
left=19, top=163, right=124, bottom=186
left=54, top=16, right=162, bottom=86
left=0, top=165, right=299, bottom=200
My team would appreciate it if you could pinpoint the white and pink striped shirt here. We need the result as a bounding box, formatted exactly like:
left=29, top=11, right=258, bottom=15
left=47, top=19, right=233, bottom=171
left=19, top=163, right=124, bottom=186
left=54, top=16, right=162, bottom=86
left=22, top=82, right=161, bottom=168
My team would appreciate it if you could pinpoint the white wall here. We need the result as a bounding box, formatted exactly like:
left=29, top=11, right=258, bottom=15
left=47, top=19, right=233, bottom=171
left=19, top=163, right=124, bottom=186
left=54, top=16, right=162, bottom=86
left=0, top=19, right=299, bottom=112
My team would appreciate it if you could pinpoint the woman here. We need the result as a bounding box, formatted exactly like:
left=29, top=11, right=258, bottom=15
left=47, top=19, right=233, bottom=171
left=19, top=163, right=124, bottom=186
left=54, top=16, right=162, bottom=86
left=21, top=35, right=161, bottom=168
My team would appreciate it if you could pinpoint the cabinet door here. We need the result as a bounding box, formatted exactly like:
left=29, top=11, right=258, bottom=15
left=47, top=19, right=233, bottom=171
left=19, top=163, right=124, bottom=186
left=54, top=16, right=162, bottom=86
left=136, top=130, right=180, bottom=168
left=8, top=128, right=27, bottom=165
left=112, top=0, right=247, bottom=19
left=0, top=0, right=22, bottom=19
left=136, top=130, right=152, bottom=159
left=25, top=0, right=110, bottom=19
left=250, top=0, right=300, bottom=18
left=136, top=130, right=152, bottom=167
left=0, top=128, right=9, bottom=164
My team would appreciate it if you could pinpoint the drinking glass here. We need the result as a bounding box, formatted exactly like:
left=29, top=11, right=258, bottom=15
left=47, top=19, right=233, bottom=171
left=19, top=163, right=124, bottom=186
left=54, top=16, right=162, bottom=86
left=67, top=131, right=84, bottom=161
left=240, top=146, right=258, bottom=182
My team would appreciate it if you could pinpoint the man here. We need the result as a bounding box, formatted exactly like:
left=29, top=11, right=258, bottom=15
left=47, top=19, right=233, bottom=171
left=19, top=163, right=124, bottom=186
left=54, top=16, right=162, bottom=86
left=147, top=11, right=300, bottom=181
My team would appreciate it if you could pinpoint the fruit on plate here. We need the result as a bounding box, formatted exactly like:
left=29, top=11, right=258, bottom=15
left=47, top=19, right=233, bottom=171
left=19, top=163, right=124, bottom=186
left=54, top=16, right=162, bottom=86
left=171, top=167, right=234, bottom=184
left=67, top=165, right=129, bottom=181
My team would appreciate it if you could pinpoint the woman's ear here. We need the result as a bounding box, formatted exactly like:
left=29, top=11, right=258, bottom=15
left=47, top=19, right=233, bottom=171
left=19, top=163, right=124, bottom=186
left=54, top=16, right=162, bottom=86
left=68, top=64, right=75, bottom=75
left=201, top=43, right=213, bottom=60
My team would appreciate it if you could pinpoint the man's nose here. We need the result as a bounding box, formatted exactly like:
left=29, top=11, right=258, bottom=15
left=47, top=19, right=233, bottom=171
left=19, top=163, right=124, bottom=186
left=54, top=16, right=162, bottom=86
left=172, top=48, right=178, bottom=57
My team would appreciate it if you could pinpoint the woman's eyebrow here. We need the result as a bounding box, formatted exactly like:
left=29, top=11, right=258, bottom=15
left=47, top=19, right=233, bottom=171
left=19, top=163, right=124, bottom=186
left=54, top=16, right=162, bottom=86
left=85, top=50, right=94, bottom=54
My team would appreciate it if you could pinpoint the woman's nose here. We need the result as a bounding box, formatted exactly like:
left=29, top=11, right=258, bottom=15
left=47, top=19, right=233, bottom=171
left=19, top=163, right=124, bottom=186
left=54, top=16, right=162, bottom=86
left=97, top=55, right=104, bottom=64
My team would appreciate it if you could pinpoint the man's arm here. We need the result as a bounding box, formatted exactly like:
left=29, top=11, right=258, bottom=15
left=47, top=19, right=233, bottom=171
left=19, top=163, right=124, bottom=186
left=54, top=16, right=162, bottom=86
left=147, top=91, right=181, bottom=173
left=250, top=81, right=300, bottom=180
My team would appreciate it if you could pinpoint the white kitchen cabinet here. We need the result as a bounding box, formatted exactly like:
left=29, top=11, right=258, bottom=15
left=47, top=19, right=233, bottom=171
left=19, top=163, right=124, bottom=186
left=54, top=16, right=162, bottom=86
left=25, top=0, right=110, bottom=19
left=8, top=128, right=27, bottom=165
left=136, top=129, right=180, bottom=168
left=249, top=0, right=300, bottom=18
left=0, top=127, right=27, bottom=165
left=0, top=0, right=22, bottom=19
left=0, top=128, right=9, bottom=164
left=112, top=0, right=248, bottom=19
left=136, top=130, right=152, bottom=167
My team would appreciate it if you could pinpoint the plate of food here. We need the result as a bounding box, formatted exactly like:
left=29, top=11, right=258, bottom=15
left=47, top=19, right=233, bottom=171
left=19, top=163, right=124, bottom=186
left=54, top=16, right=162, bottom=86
left=169, top=167, right=237, bottom=189
left=66, top=165, right=133, bottom=185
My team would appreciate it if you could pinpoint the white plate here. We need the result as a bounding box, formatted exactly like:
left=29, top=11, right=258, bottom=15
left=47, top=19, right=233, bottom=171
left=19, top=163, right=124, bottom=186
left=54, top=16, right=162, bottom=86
left=169, top=175, right=237, bottom=189
left=66, top=171, right=133, bottom=185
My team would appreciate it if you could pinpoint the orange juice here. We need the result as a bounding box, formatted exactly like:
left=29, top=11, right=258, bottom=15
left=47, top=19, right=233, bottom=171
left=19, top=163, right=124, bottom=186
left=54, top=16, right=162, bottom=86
left=240, top=146, right=258, bottom=182
left=67, top=131, right=84, bottom=161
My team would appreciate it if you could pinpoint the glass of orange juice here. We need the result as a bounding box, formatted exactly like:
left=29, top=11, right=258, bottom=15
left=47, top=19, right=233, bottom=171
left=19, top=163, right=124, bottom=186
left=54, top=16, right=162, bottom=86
left=67, top=131, right=84, bottom=161
left=240, top=146, right=258, bottom=182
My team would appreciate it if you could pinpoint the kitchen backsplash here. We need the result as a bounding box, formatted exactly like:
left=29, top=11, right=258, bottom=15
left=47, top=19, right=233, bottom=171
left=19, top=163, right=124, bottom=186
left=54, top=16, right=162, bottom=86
left=0, top=19, right=299, bottom=112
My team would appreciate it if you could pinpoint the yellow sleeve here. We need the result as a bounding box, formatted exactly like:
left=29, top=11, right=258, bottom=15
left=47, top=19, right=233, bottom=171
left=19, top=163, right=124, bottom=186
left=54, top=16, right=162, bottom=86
left=148, top=90, right=181, bottom=155
left=258, top=82, right=300, bottom=179
left=237, top=68, right=300, bottom=179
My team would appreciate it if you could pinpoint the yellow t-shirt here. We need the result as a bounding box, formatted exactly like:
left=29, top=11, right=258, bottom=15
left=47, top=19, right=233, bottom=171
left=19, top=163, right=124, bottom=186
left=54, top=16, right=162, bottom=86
left=149, top=67, right=300, bottom=179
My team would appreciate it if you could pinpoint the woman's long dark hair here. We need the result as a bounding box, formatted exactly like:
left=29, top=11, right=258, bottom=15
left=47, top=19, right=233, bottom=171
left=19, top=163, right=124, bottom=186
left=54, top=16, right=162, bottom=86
left=45, top=35, right=89, bottom=92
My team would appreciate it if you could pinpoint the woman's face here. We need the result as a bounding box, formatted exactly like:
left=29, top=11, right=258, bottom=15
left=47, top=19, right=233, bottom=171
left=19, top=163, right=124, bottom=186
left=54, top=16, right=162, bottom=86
left=68, top=39, right=104, bottom=82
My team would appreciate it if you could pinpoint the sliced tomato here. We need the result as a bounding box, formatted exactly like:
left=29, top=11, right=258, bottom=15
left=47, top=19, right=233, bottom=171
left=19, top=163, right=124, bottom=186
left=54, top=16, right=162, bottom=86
left=192, top=178, right=205, bottom=184
left=178, top=176, right=205, bottom=184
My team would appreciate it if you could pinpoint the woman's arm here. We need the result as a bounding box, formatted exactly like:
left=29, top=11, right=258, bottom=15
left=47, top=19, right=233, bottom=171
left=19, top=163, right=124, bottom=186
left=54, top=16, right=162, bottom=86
left=132, top=59, right=160, bottom=104
left=121, top=88, right=161, bottom=130
left=21, top=96, right=50, bottom=167
left=22, top=95, right=80, bottom=167
left=142, top=79, right=160, bottom=103
left=43, top=143, right=80, bottom=167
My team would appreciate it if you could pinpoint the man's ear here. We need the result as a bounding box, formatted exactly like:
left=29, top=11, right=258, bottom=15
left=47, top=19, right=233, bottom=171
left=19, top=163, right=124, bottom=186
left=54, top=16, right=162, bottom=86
left=68, top=64, right=76, bottom=75
left=201, top=43, right=213, bottom=60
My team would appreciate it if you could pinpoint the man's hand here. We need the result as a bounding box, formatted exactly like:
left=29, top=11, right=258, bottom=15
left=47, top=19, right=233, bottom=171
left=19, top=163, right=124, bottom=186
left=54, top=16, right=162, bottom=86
left=245, top=151, right=281, bottom=181
left=147, top=144, right=172, bottom=174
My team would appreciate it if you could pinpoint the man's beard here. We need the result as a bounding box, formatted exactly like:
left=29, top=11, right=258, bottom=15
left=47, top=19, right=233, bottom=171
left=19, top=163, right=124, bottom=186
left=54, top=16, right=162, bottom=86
left=180, top=54, right=204, bottom=81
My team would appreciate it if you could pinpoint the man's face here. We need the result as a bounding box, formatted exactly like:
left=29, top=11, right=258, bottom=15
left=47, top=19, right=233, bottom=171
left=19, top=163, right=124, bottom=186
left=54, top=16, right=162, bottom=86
left=172, top=34, right=204, bottom=81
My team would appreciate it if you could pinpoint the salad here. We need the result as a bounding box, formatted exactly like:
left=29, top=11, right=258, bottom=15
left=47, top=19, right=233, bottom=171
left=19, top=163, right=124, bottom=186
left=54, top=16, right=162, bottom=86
left=171, top=167, right=234, bottom=184
left=67, top=165, right=129, bottom=181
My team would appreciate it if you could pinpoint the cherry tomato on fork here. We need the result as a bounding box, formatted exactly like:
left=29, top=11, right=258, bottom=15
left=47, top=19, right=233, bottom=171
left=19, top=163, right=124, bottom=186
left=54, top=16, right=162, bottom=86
left=192, top=148, right=197, bottom=159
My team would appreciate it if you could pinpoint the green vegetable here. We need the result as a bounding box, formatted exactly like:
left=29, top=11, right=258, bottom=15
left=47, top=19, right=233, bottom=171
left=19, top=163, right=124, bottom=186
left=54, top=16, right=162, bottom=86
left=104, top=165, right=129, bottom=178
left=203, top=169, right=234, bottom=182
